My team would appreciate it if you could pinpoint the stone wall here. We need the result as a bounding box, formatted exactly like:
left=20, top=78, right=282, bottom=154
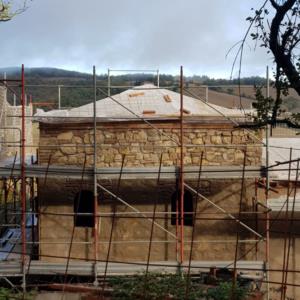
left=0, top=86, right=34, bottom=158
left=38, top=122, right=262, bottom=167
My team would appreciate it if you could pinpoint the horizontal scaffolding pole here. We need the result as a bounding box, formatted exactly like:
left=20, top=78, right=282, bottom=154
left=11, top=239, right=261, bottom=245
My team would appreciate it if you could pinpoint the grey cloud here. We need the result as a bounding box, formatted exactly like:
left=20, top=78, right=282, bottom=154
left=0, top=0, right=270, bottom=77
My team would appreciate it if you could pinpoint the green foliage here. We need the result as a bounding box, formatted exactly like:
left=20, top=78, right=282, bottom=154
left=207, top=282, right=248, bottom=300
left=0, top=0, right=28, bottom=22
left=227, top=88, right=234, bottom=95
left=109, top=273, right=249, bottom=300
left=289, top=112, right=300, bottom=126
left=110, top=273, right=204, bottom=300
left=0, top=1, right=12, bottom=21
left=252, top=86, right=274, bottom=124
left=0, top=287, right=36, bottom=300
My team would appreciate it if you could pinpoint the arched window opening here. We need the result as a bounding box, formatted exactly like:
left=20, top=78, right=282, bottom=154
left=74, top=190, right=94, bottom=227
left=171, top=189, right=194, bottom=226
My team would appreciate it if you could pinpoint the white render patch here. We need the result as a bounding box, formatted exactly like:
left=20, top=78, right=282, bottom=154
left=268, top=195, right=300, bottom=212
left=35, top=83, right=249, bottom=119
left=263, top=138, right=300, bottom=181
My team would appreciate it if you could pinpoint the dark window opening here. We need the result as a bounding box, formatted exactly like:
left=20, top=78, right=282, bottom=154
left=74, top=190, right=94, bottom=227
left=171, top=189, right=194, bottom=226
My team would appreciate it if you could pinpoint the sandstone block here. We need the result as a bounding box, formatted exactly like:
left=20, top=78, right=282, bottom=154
left=57, top=131, right=73, bottom=141
left=135, top=153, right=143, bottom=160
left=222, top=136, right=231, bottom=144
left=135, top=131, right=147, bottom=141
left=222, top=131, right=232, bottom=136
left=192, top=138, right=203, bottom=145
left=234, top=151, right=244, bottom=161
left=68, top=155, right=78, bottom=165
left=163, top=160, right=173, bottom=166
left=148, top=135, right=160, bottom=142
left=83, top=133, right=90, bottom=144
left=57, top=156, right=68, bottom=164
left=183, top=156, right=192, bottom=164
left=188, top=133, right=196, bottom=139
left=72, top=136, right=83, bottom=144
left=162, top=153, right=169, bottom=161
left=147, top=129, right=158, bottom=137
left=206, top=152, right=215, bottom=161
left=60, top=144, right=77, bottom=155
left=114, top=154, right=123, bottom=161
left=211, top=136, right=222, bottom=144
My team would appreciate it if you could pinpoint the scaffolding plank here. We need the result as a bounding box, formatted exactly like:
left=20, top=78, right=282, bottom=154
left=0, top=260, right=264, bottom=277
left=0, top=165, right=262, bottom=180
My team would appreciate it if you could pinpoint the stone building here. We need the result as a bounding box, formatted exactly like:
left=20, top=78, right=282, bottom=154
left=35, top=84, right=263, bottom=265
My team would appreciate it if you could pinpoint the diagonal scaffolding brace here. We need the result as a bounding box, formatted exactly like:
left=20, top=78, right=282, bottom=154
left=184, top=183, right=263, bottom=239
left=97, top=183, right=177, bottom=239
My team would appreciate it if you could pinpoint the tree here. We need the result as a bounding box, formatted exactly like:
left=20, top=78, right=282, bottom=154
left=247, top=1, right=300, bottom=95
left=230, top=1, right=300, bottom=123
left=0, top=0, right=29, bottom=22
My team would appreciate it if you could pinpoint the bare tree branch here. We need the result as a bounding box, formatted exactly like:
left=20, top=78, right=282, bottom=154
left=269, top=0, right=300, bottom=94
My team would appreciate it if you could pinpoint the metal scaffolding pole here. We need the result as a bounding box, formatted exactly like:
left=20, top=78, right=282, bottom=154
left=20, top=64, right=26, bottom=291
left=93, top=66, right=99, bottom=286
left=58, top=85, right=62, bottom=110
left=180, top=66, right=184, bottom=264
left=107, top=68, right=111, bottom=97
left=265, top=65, right=270, bottom=300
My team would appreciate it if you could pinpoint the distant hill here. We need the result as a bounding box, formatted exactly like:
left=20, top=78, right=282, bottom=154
left=1, top=67, right=299, bottom=112
left=0, top=67, right=93, bottom=79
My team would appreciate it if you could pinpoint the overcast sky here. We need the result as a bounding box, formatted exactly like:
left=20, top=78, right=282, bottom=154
left=0, top=0, right=273, bottom=78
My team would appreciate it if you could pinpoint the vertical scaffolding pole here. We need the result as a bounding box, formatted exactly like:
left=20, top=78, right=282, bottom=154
left=21, top=64, right=26, bottom=291
left=266, top=66, right=270, bottom=190
left=185, top=152, right=203, bottom=299
left=231, top=151, right=247, bottom=300
left=281, top=148, right=293, bottom=300
left=4, top=178, right=8, bottom=225
left=157, top=69, right=160, bottom=87
left=283, top=161, right=299, bottom=300
left=180, top=66, right=184, bottom=264
left=265, top=65, right=270, bottom=300
left=58, top=85, right=61, bottom=110
left=93, top=66, right=99, bottom=286
left=107, top=68, right=111, bottom=97
left=254, top=178, right=258, bottom=260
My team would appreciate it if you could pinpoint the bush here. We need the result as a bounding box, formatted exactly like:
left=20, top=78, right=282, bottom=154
left=207, top=282, right=248, bottom=300
left=109, top=273, right=249, bottom=300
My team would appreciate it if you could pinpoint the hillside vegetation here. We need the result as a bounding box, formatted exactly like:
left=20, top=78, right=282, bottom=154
left=1, top=67, right=299, bottom=112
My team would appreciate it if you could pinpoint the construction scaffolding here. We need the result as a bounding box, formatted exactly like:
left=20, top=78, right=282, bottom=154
left=0, top=65, right=299, bottom=300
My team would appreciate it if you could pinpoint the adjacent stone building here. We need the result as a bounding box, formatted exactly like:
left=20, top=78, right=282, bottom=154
left=0, top=86, right=33, bottom=159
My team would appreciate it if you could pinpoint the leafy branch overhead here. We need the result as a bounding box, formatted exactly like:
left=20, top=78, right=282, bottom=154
left=248, top=0, right=300, bottom=95
left=0, top=0, right=29, bottom=22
